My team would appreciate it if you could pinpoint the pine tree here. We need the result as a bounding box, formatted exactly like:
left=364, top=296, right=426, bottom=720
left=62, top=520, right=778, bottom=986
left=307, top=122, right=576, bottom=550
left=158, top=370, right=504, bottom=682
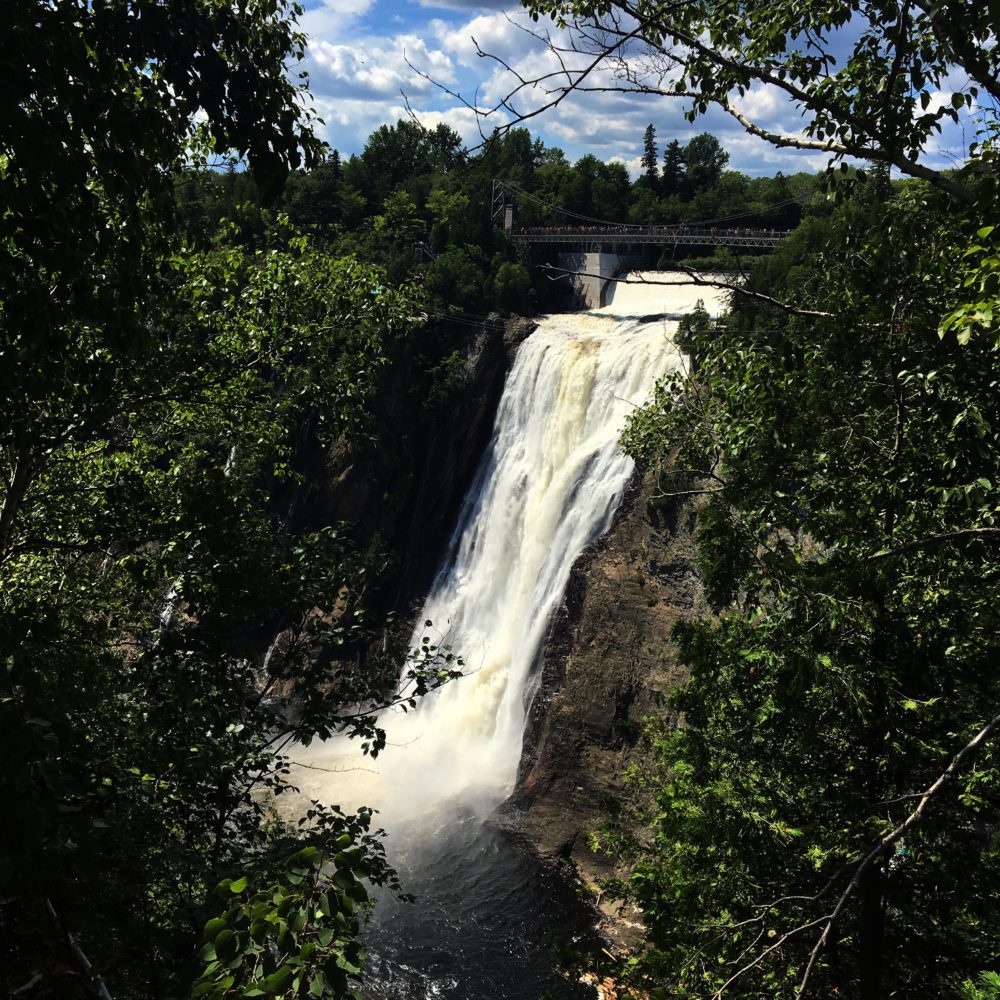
left=661, top=139, right=685, bottom=197
left=641, top=123, right=659, bottom=182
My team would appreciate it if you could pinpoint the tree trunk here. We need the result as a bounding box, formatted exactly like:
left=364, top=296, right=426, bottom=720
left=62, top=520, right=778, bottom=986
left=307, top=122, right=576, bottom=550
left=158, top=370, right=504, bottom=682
left=859, top=861, right=885, bottom=1000
left=0, top=448, right=34, bottom=562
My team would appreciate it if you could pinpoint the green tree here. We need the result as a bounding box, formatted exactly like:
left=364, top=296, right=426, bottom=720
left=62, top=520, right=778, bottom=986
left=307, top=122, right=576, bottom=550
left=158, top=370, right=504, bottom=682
left=374, top=190, right=423, bottom=244
left=661, top=139, right=685, bottom=197
left=283, top=159, right=346, bottom=232
left=338, top=184, right=368, bottom=231
left=629, top=185, right=663, bottom=224
left=1, top=0, right=322, bottom=564
left=682, top=133, right=729, bottom=194
left=427, top=188, right=472, bottom=249
left=360, top=121, right=464, bottom=210
left=0, top=6, right=462, bottom=997
left=640, top=123, right=659, bottom=187
left=424, top=247, right=488, bottom=314
left=613, top=183, right=1000, bottom=998
left=2, top=233, right=459, bottom=996
left=520, top=0, right=989, bottom=203
left=508, top=0, right=1000, bottom=994
left=490, top=261, right=535, bottom=314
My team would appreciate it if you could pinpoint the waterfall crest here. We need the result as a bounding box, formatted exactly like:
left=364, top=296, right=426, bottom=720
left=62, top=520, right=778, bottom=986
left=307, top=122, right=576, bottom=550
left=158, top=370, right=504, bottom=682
left=290, top=274, right=726, bottom=824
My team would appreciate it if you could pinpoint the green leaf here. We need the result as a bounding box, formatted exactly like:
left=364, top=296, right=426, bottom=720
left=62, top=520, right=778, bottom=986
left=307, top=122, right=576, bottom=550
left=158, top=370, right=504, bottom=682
left=204, top=917, right=227, bottom=942
left=215, top=929, right=239, bottom=963
left=264, top=967, right=293, bottom=994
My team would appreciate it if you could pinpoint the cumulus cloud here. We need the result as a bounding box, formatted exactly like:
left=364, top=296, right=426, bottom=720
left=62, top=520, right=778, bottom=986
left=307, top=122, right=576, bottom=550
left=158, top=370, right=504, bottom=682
left=608, top=154, right=644, bottom=179
left=300, top=0, right=377, bottom=38
left=408, top=105, right=509, bottom=147
left=308, top=33, right=456, bottom=101
left=433, top=9, right=535, bottom=70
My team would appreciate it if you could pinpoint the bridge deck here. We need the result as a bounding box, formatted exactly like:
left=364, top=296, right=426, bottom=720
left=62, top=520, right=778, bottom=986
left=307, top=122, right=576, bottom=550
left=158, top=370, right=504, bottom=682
left=510, top=227, right=788, bottom=249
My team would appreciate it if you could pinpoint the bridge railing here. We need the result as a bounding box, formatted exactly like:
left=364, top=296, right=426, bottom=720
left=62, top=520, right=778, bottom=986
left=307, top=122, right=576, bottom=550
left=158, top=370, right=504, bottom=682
left=509, top=226, right=789, bottom=248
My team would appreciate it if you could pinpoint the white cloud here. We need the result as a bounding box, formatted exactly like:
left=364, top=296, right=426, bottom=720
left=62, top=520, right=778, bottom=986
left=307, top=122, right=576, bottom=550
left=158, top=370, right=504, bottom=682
left=300, top=0, right=377, bottom=38
left=407, top=105, right=508, bottom=147
left=301, top=0, right=966, bottom=176
left=733, top=84, right=784, bottom=123
left=311, top=92, right=500, bottom=155
left=433, top=9, right=533, bottom=71
left=608, top=154, right=643, bottom=179
left=307, top=33, right=456, bottom=101
left=418, top=0, right=510, bottom=9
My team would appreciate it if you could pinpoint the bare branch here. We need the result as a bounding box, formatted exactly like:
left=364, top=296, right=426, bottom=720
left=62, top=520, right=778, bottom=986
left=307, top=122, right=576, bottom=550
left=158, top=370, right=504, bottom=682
left=797, top=711, right=1000, bottom=995
left=664, top=264, right=839, bottom=319
left=718, top=100, right=977, bottom=205
left=438, top=0, right=979, bottom=203
left=46, top=899, right=114, bottom=1000
left=538, top=264, right=839, bottom=320
left=713, top=914, right=835, bottom=999
left=708, top=712, right=1000, bottom=996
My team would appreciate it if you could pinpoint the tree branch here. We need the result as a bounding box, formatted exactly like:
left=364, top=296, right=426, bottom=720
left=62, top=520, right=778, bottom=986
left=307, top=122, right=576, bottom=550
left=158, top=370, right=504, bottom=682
left=538, top=264, right=839, bottom=320
left=46, top=899, right=114, bottom=1000
left=710, top=711, right=1000, bottom=996
left=455, top=0, right=980, bottom=204
left=870, top=526, right=1000, bottom=560
left=797, top=710, right=1000, bottom=995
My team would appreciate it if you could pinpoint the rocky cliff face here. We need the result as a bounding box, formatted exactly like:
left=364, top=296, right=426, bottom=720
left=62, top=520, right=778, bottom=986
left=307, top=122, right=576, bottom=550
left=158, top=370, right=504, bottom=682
left=286, top=315, right=534, bottom=627
left=509, top=470, right=705, bottom=947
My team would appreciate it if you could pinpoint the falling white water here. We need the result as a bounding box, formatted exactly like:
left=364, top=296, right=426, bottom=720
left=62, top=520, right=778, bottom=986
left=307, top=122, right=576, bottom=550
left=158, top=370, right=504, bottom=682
left=289, top=274, right=727, bottom=825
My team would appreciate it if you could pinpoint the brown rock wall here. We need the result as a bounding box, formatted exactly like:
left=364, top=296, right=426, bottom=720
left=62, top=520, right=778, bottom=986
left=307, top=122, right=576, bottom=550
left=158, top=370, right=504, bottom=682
left=509, top=470, right=704, bottom=947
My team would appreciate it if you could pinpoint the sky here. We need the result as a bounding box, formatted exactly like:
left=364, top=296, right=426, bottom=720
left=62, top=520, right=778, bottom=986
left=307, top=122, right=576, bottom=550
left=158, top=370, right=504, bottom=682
left=298, top=0, right=977, bottom=178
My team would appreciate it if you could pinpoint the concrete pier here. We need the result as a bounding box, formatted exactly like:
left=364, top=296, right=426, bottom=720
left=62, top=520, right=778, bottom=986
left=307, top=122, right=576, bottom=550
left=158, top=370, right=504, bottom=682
left=555, top=252, right=624, bottom=308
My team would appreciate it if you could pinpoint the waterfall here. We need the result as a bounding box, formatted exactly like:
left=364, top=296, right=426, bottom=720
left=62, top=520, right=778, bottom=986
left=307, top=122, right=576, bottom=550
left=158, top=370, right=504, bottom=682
left=290, top=274, right=727, bottom=826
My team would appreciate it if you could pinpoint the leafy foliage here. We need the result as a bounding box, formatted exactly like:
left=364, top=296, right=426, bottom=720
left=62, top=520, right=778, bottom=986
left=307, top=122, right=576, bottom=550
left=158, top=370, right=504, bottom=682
left=0, top=7, right=472, bottom=997
left=194, top=810, right=391, bottom=1000
left=1, top=226, right=465, bottom=995
left=523, top=0, right=990, bottom=204
left=613, top=176, right=1000, bottom=995
left=962, top=971, right=1000, bottom=1000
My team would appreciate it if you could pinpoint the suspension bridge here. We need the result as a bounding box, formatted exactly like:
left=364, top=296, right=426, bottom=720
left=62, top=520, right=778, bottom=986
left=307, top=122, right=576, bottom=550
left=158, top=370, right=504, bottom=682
left=492, top=179, right=795, bottom=251
left=489, top=179, right=798, bottom=306
left=508, top=226, right=788, bottom=250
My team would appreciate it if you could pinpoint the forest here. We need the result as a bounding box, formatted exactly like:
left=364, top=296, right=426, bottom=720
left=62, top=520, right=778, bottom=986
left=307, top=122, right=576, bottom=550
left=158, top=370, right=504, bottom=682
left=175, top=119, right=812, bottom=316
left=2, top=0, right=999, bottom=999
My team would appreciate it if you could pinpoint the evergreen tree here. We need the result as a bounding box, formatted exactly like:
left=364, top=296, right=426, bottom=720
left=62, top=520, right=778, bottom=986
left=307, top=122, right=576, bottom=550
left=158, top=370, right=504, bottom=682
left=661, top=139, right=685, bottom=197
left=641, top=123, right=659, bottom=183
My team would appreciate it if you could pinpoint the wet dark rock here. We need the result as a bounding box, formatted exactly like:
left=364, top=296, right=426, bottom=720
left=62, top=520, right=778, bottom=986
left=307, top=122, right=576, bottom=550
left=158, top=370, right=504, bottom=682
left=508, top=469, right=705, bottom=947
left=301, top=315, right=535, bottom=622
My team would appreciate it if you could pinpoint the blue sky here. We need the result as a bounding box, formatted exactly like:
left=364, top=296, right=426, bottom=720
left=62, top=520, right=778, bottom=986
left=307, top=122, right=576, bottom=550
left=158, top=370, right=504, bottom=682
left=297, top=0, right=976, bottom=177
